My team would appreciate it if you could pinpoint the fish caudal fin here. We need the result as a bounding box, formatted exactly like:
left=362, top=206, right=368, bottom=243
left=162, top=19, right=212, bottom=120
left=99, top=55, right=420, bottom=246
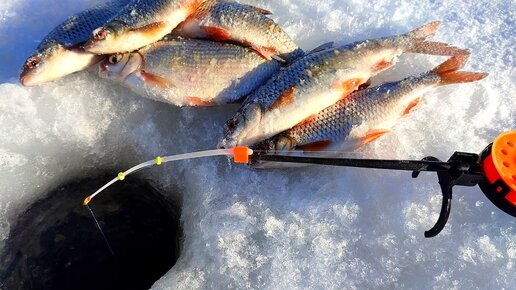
left=409, top=41, right=470, bottom=56
left=405, top=21, right=470, bottom=56
left=251, top=44, right=284, bottom=62
left=433, top=55, right=488, bottom=86
left=407, top=21, right=441, bottom=40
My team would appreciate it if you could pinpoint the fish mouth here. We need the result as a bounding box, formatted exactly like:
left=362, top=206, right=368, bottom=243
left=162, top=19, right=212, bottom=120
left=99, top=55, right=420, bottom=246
left=19, top=69, right=42, bottom=87
left=83, top=39, right=104, bottom=54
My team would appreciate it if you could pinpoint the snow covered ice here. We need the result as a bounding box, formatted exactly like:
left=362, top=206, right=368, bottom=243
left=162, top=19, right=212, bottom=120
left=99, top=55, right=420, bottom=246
left=0, top=0, right=515, bottom=289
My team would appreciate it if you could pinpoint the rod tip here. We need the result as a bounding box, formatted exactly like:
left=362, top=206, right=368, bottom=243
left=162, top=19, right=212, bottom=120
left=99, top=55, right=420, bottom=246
left=83, top=196, right=92, bottom=206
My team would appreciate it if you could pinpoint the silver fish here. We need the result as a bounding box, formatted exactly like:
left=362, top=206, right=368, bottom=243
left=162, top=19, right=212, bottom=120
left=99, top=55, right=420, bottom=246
left=171, top=0, right=303, bottom=62
left=20, top=0, right=129, bottom=86
left=252, top=55, right=487, bottom=160
left=218, top=21, right=470, bottom=148
left=84, top=0, right=206, bottom=54
left=98, top=38, right=282, bottom=106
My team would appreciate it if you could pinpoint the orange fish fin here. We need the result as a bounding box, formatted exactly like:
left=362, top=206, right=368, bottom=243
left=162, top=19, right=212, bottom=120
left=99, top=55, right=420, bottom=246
left=298, top=114, right=318, bottom=126
left=251, top=45, right=283, bottom=61
left=432, top=55, right=468, bottom=74
left=410, top=41, right=470, bottom=56
left=269, top=86, right=296, bottom=110
left=186, top=96, right=216, bottom=106
left=201, top=26, right=232, bottom=41
left=432, top=56, right=488, bottom=86
left=437, top=71, right=488, bottom=86
left=359, top=129, right=391, bottom=146
left=408, top=21, right=441, bottom=40
left=336, top=78, right=365, bottom=99
left=140, top=70, right=174, bottom=89
left=402, top=97, right=422, bottom=116
left=297, top=140, right=333, bottom=152
left=243, top=4, right=272, bottom=15
left=372, top=59, right=393, bottom=73
left=186, top=0, right=205, bottom=11
left=132, top=21, right=168, bottom=37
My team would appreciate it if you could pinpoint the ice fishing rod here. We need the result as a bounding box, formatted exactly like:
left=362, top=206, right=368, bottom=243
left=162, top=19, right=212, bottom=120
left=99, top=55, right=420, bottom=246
left=252, top=131, right=516, bottom=237
left=83, top=131, right=515, bottom=238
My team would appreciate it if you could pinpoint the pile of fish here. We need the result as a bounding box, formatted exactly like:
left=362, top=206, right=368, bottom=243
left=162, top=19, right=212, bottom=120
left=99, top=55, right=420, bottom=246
left=20, top=0, right=487, bottom=167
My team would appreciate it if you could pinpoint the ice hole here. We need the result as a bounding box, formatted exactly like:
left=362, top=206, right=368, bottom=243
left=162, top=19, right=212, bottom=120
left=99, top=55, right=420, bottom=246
left=0, top=175, right=182, bottom=290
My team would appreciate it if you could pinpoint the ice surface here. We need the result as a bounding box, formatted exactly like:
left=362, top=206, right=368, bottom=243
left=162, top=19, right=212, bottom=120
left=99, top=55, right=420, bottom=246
left=0, top=0, right=515, bottom=289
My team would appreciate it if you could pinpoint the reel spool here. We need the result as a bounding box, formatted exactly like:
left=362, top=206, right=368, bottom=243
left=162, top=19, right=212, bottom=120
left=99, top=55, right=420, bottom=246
left=479, top=131, right=516, bottom=217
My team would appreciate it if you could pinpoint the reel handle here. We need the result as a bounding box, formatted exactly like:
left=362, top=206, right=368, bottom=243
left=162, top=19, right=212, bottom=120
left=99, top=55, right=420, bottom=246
left=412, top=154, right=480, bottom=237
left=412, top=157, right=453, bottom=238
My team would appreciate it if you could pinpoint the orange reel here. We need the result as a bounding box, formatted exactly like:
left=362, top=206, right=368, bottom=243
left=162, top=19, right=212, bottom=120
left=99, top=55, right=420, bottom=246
left=480, top=131, right=516, bottom=217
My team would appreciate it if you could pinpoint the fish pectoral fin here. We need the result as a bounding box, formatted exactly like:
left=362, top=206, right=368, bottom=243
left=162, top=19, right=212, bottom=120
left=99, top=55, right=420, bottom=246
left=372, top=59, right=393, bottom=73
left=269, top=86, right=296, bottom=110
left=296, top=140, right=333, bottom=152
left=131, top=21, right=169, bottom=37
left=336, top=78, right=366, bottom=99
left=402, top=97, right=422, bottom=116
left=186, top=96, right=216, bottom=106
left=359, top=129, right=391, bottom=146
left=140, top=70, right=175, bottom=89
left=250, top=44, right=283, bottom=62
left=200, top=26, right=232, bottom=41
left=243, top=4, right=272, bottom=15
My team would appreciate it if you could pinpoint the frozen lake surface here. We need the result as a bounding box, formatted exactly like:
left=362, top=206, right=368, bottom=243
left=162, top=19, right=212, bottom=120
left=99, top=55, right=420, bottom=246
left=0, top=0, right=515, bottom=289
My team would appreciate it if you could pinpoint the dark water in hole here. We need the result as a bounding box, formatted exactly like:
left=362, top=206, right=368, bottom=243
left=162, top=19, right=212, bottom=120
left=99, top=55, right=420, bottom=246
left=0, top=176, right=182, bottom=290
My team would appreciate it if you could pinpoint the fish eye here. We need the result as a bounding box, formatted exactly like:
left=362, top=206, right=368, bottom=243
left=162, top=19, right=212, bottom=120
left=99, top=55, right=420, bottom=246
left=25, top=56, right=41, bottom=70
left=93, top=28, right=107, bottom=41
left=260, top=143, right=270, bottom=151
left=108, top=54, right=122, bottom=64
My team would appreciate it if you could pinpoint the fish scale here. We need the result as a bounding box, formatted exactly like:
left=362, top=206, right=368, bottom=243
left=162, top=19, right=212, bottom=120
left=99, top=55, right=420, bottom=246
left=98, top=38, right=282, bottom=106
left=172, top=0, right=302, bottom=61
left=219, top=21, right=471, bottom=148
left=113, top=0, right=177, bottom=26
left=254, top=56, right=487, bottom=157
left=20, top=0, right=131, bottom=86
left=85, top=0, right=206, bottom=54
left=268, top=75, right=439, bottom=152
left=37, top=0, right=129, bottom=51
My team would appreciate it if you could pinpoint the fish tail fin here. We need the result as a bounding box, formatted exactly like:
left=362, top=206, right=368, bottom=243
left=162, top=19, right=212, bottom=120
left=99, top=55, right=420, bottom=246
left=407, top=21, right=441, bottom=40
left=409, top=41, right=471, bottom=56
left=405, top=21, right=470, bottom=56
left=433, top=55, right=488, bottom=86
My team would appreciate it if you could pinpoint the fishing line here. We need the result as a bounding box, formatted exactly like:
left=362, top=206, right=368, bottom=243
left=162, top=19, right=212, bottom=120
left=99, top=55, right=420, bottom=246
left=86, top=204, right=115, bottom=256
